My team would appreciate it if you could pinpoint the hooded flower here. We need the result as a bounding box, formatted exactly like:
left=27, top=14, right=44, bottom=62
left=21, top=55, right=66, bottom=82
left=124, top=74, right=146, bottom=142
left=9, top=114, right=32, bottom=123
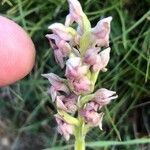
left=80, top=88, right=118, bottom=128
left=84, top=47, right=111, bottom=72
left=91, top=17, right=112, bottom=47
left=46, top=34, right=71, bottom=68
left=65, top=57, right=89, bottom=80
left=72, top=76, right=91, bottom=95
left=49, top=23, right=78, bottom=42
left=42, top=73, right=70, bottom=101
left=55, top=114, right=73, bottom=141
left=65, top=0, right=84, bottom=26
left=65, top=57, right=91, bottom=94
left=94, top=88, right=118, bottom=107
left=65, top=0, right=91, bottom=35
left=56, top=93, right=78, bottom=113
left=84, top=47, right=100, bottom=65
left=80, top=102, right=104, bottom=129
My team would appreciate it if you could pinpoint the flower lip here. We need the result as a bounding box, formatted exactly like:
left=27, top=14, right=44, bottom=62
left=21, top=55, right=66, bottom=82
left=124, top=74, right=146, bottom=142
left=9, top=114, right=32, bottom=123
left=100, top=92, right=118, bottom=101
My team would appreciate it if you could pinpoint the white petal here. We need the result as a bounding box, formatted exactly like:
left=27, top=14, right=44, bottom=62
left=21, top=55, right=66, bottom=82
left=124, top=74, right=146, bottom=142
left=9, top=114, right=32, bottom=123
left=65, top=14, right=74, bottom=26
left=49, top=86, right=57, bottom=102
left=99, top=47, right=111, bottom=69
left=48, top=23, right=72, bottom=41
left=56, top=96, right=68, bottom=111
left=94, top=16, right=112, bottom=32
left=66, top=57, right=81, bottom=68
left=99, top=112, right=104, bottom=130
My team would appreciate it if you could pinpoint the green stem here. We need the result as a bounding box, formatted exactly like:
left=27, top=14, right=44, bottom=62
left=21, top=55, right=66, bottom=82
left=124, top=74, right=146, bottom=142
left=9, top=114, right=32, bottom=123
left=74, top=126, right=85, bottom=150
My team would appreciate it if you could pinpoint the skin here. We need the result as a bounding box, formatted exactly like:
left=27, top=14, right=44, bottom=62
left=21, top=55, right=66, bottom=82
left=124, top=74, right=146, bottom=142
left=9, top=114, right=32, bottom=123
left=0, top=16, right=36, bottom=87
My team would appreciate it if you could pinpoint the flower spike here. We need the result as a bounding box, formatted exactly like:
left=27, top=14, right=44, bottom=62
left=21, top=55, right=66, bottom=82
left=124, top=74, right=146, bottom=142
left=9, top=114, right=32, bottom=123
left=43, top=0, right=117, bottom=147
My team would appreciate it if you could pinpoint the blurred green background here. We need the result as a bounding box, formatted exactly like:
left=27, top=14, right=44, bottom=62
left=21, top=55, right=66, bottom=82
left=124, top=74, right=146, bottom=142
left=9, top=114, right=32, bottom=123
left=0, top=0, right=150, bottom=149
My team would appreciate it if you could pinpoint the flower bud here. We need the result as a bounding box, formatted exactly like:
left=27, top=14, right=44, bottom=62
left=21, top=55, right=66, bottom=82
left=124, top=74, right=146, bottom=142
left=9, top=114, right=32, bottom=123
left=94, top=88, right=118, bottom=106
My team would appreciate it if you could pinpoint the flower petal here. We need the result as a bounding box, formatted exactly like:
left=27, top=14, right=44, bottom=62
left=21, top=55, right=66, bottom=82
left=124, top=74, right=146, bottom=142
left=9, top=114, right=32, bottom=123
left=73, top=77, right=91, bottom=94
left=48, top=86, right=57, bottom=102
left=98, top=112, right=104, bottom=130
left=84, top=48, right=100, bottom=67
left=67, top=0, right=84, bottom=23
left=99, top=47, right=111, bottom=70
left=55, top=114, right=73, bottom=141
left=95, top=88, right=118, bottom=105
left=54, top=49, right=65, bottom=68
left=56, top=95, right=68, bottom=111
left=42, top=73, right=70, bottom=94
left=65, top=14, right=74, bottom=27
left=49, top=23, right=76, bottom=41
left=92, top=16, right=112, bottom=47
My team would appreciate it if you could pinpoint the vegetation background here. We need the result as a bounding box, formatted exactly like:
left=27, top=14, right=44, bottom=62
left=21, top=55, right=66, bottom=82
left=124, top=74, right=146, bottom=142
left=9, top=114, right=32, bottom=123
left=0, top=0, right=150, bottom=149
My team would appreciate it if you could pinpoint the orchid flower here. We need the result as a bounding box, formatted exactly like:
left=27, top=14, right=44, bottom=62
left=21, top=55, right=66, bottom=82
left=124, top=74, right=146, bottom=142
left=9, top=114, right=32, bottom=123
left=42, top=73, right=69, bottom=101
left=65, top=57, right=91, bottom=94
left=84, top=47, right=111, bottom=72
left=65, top=0, right=91, bottom=35
left=80, top=102, right=104, bottom=130
left=56, top=93, right=78, bottom=113
left=46, top=34, right=71, bottom=68
left=72, top=76, right=91, bottom=95
left=91, top=17, right=112, bottom=47
left=48, top=23, right=79, bottom=44
left=65, top=0, right=84, bottom=26
left=55, top=114, right=73, bottom=141
left=94, top=88, right=118, bottom=104
left=65, top=57, right=89, bottom=80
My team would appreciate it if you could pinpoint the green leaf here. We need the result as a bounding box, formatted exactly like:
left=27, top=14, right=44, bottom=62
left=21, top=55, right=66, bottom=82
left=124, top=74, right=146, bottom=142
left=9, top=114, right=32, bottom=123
left=80, top=94, right=95, bottom=107
left=79, top=31, right=91, bottom=55
left=57, top=110, right=79, bottom=126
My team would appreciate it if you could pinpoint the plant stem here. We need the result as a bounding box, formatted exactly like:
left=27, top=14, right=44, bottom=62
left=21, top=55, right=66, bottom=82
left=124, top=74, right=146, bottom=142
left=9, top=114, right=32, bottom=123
left=74, top=96, right=87, bottom=150
left=74, top=126, right=85, bottom=150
